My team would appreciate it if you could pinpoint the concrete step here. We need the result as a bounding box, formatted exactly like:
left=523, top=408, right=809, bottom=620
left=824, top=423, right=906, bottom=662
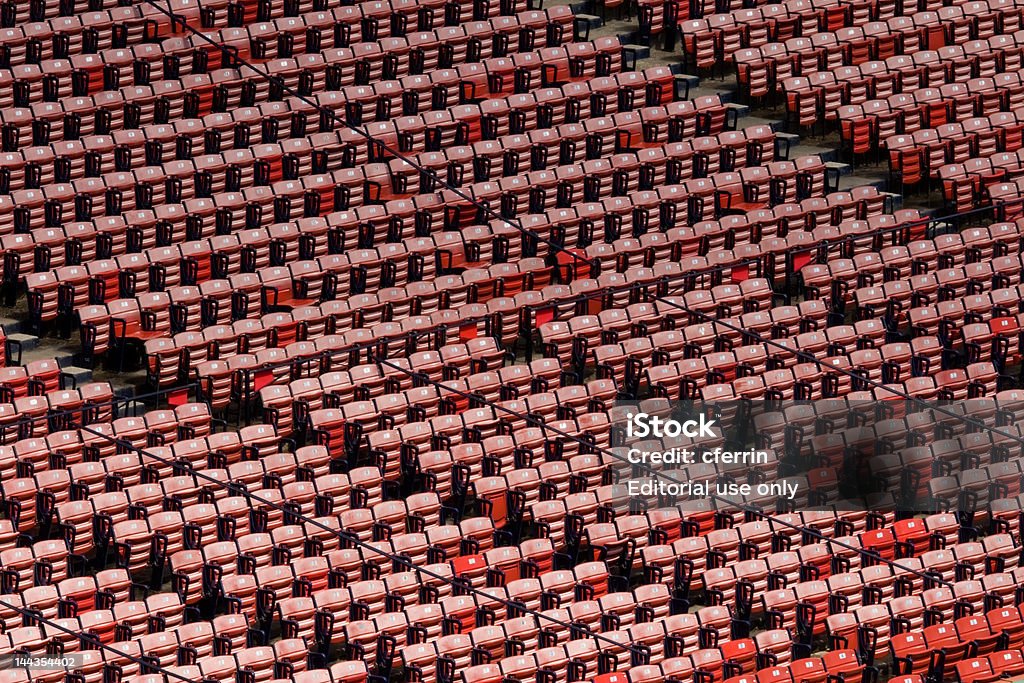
left=0, top=317, right=25, bottom=336
left=724, top=101, right=750, bottom=118
left=825, top=161, right=853, bottom=177
left=61, top=366, right=93, bottom=386
left=6, top=333, right=39, bottom=352
left=621, top=43, right=651, bottom=62
left=11, top=339, right=77, bottom=367
left=671, top=71, right=701, bottom=88
left=574, top=12, right=603, bottom=29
